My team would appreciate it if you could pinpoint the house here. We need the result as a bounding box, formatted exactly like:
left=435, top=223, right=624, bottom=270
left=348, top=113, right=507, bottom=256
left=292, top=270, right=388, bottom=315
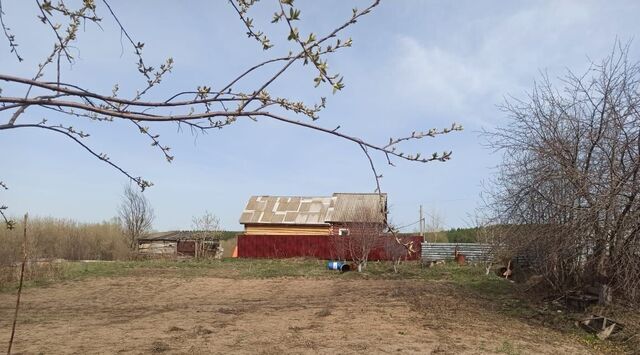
left=236, top=192, right=422, bottom=260
left=137, top=231, right=221, bottom=258
left=238, top=193, right=388, bottom=236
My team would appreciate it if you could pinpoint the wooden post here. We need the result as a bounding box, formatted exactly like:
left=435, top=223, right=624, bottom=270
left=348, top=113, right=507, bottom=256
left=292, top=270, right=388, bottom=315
left=7, top=213, right=28, bottom=355
left=419, top=205, right=424, bottom=242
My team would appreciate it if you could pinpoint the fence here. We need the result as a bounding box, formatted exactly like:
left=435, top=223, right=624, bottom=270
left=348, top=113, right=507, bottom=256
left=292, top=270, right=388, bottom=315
left=421, top=243, right=493, bottom=262
left=237, top=234, right=422, bottom=260
left=421, top=242, right=533, bottom=266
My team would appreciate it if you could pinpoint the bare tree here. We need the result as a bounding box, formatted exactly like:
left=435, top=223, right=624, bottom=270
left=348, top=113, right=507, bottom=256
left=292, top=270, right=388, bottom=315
left=425, top=209, right=447, bottom=243
left=118, top=184, right=154, bottom=250
left=0, top=1, right=461, bottom=230
left=191, top=211, right=222, bottom=259
left=191, top=211, right=221, bottom=237
left=332, top=204, right=386, bottom=272
left=484, top=42, right=640, bottom=303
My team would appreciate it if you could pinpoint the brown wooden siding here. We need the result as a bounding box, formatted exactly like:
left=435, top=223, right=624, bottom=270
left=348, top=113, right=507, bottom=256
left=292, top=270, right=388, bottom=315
left=329, top=223, right=386, bottom=236
left=244, top=224, right=330, bottom=235
left=177, top=240, right=196, bottom=256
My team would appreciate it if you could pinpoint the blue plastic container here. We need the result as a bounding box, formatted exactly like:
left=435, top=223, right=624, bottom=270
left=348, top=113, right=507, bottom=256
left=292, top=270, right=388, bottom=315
left=327, top=261, right=350, bottom=272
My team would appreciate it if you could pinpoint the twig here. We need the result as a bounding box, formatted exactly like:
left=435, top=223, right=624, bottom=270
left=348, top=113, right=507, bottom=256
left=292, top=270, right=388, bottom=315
left=622, top=332, right=638, bottom=344
left=2, top=124, right=151, bottom=190
left=0, top=0, right=22, bottom=62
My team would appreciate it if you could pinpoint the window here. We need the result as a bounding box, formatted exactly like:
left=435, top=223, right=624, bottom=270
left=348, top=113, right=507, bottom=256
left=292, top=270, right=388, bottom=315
left=338, top=228, right=349, bottom=236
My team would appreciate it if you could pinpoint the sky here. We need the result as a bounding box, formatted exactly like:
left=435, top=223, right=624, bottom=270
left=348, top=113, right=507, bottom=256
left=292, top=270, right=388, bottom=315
left=1, top=0, right=639, bottom=232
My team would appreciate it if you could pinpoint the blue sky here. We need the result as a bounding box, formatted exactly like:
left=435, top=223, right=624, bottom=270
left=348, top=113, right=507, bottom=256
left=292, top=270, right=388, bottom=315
left=1, top=0, right=639, bottom=231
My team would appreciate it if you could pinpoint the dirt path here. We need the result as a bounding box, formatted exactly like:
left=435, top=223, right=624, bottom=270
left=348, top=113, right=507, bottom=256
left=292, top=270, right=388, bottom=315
left=0, top=276, right=593, bottom=354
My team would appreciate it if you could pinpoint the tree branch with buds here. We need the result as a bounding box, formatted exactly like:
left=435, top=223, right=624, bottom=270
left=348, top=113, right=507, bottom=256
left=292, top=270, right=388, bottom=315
left=0, top=0, right=462, bottom=230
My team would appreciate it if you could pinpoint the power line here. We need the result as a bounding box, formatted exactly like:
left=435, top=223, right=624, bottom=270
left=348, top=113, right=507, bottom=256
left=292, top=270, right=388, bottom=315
left=395, top=219, right=422, bottom=230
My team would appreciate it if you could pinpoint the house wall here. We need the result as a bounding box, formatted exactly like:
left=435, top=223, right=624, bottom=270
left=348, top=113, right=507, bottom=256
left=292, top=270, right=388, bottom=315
left=177, top=240, right=196, bottom=256
left=237, top=234, right=422, bottom=260
left=242, top=223, right=386, bottom=236
left=329, top=223, right=386, bottom=236
left=138, top=240, right=177, bottom=255
left=244, top=224, right=330, bottom=235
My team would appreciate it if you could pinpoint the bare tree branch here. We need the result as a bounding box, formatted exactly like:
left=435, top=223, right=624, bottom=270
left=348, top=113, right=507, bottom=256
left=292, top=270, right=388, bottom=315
left=0, top=0, right=460, bottom=235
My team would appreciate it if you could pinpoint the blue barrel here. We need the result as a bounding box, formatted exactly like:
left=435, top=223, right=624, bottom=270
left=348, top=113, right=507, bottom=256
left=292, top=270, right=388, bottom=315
left=327, top=261, right=350, bottom=272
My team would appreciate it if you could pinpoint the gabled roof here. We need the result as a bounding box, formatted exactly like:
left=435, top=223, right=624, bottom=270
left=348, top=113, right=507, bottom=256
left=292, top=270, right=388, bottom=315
left=239, top=196, right=334, bottom=225
left=327, top=193, right=387, bottom=223
left=238, top=193, right=387, bottom=225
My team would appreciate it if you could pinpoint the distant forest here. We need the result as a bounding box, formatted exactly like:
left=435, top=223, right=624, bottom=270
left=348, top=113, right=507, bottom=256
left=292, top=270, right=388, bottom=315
left=401, top=227, right=478, bottom=243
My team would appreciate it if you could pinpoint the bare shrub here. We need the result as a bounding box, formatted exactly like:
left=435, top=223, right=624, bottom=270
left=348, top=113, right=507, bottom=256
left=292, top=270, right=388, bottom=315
left=383, top=235, right=408, bottom=273
left=485, top=43, right=640, bottom=303
left=0, top=216, right=129, bottom=267
left=425, top=209, right=448, bottom=243
left=191, top=211, right=222, bottom=259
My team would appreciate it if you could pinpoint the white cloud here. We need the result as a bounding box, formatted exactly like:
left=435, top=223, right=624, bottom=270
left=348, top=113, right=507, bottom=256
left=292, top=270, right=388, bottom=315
left=393, top=36, right=497, bottom=115
left=386, top=0, right=630, bottom=127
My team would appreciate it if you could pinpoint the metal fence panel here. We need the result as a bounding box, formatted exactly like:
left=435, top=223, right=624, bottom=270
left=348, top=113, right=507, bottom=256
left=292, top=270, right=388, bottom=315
left=421, top=243, right=493, bottom=262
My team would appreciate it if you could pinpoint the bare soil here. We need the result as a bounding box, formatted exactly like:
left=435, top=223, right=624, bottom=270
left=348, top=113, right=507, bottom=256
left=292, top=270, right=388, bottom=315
left=1, top=276, right=594, bottom=354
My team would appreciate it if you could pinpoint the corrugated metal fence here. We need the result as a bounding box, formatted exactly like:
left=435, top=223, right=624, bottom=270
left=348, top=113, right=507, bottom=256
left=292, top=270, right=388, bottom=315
left=421, top=243, right=493, bottom=262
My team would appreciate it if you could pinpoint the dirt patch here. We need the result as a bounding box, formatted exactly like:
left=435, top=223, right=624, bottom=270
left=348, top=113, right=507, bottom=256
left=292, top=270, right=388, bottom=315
left=0, top=276, right=594, bottom=354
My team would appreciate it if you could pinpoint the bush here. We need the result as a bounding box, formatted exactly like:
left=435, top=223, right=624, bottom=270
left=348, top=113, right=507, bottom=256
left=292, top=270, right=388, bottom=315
left=0, top=216, right=130, bottom=266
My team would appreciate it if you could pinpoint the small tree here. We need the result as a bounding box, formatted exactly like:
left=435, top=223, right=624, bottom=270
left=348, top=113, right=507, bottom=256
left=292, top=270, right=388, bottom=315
left=340, top=205, right=386, bottom=272
left=191, top=211, right=222, bottom=259
left=118, top=185, right=154, bottom=250
left=383, top=234, right=407, bottom=273
left=425, top=209, right=447, bottom=243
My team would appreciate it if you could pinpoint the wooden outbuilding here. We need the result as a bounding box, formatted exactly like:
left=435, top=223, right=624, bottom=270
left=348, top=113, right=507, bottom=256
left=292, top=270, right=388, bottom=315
left=137, top=231, right=221, bottom=258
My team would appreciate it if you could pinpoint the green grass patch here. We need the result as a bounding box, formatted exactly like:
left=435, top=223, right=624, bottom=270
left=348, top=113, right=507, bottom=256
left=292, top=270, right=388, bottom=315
left=1, top=259, right=516, bottom=300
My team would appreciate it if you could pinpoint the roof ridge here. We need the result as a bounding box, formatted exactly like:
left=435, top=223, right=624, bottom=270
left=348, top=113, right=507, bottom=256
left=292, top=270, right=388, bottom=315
left=250, top=195, right=332, bottom=198
left=332, top=192, right=387, bottom=195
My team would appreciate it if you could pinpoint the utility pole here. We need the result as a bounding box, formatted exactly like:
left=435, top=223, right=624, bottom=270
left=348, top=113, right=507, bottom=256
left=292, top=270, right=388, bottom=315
left=419, top=205, right=424, bottom=242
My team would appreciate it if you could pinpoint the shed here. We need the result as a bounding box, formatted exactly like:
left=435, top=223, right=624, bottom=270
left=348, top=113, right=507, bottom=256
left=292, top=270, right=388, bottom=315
left=137, top=231, right=221, bottom=258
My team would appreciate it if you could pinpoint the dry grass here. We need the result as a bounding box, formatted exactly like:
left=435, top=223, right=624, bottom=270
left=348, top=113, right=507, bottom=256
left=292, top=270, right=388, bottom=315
left=0, top=262, right=66, bottom=289
left=0, top=216, right=130, bottom=267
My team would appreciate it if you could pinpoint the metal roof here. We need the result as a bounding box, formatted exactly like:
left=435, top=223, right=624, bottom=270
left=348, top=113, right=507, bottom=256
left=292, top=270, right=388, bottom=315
left=140, top=231, right=217, bottom=241
left=239, top=196, right=334, bottom=225
left=239, top=193, right=387, bottom=225
left=326, top=193, right=387, bottom=223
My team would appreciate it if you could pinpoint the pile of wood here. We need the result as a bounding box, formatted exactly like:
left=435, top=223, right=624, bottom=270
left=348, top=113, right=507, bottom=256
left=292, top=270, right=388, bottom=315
left=577, top=315, right=624, bottom=340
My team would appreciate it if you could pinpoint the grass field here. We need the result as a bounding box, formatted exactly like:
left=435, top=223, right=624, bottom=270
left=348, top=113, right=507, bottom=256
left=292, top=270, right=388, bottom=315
left=0, top=259, right=632, bottom=354
left=1, top=259, right=512, bottom=296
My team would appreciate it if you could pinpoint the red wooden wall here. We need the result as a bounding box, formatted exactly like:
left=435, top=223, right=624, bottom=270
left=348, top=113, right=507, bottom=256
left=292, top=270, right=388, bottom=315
left=237, top=234, right=422, bottom=261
